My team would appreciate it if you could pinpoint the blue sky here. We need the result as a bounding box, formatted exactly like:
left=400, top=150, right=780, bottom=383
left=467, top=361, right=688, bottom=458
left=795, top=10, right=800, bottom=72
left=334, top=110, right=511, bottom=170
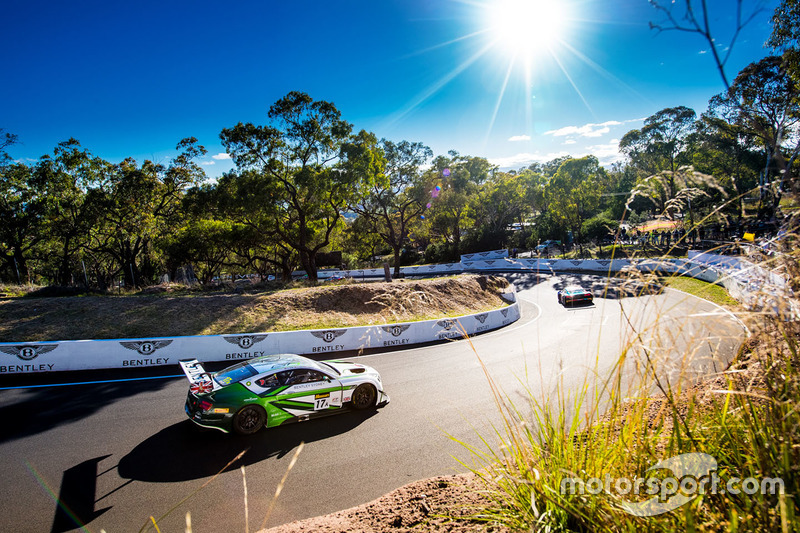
left=2, top=0, right=778, bottom=177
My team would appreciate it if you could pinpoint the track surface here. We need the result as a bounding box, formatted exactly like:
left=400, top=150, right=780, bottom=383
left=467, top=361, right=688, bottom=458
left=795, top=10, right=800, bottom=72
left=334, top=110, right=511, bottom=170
left=0, top=274, right=745, bottom=532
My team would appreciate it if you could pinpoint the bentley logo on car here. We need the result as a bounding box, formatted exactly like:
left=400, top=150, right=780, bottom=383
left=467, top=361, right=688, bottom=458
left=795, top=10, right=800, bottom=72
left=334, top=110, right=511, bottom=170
left=120, top=340, right=173, bottom=355
left=0, top=344, right=58, bottom=361
left=311, top=330, right=347, bottom=343
left=475, top=313, right=488, bottom=324
left=381, top=324, right=410, bottom=337
left=223, top=334, right=268, bottom=349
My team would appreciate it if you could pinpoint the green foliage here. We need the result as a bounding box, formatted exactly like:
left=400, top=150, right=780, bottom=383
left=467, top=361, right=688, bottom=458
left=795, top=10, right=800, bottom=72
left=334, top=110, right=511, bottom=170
left=220, top=91, right=359, bottom=281
left=545, top=156, right=607, bottom=247
left=620, top=106, right=697, bottom=175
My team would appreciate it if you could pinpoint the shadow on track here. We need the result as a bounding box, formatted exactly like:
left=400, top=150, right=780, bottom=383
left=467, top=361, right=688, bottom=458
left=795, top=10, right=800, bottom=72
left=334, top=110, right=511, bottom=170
left=117, top=410, right=378, bottom=483
left=0, top=378, right=176, bottom=444
left=551, top=274, right=664, bottom=300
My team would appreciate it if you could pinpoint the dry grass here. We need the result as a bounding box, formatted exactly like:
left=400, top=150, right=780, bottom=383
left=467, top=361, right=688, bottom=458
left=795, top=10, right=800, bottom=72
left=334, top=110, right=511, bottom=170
left=0, top=275, right=510, bottom=342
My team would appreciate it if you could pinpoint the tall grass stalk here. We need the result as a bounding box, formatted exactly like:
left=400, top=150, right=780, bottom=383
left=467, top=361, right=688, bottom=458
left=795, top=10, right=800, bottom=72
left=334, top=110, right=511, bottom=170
left=259, top=441, right=305, bottom=530
left=459, top=221, right=800, bottom=531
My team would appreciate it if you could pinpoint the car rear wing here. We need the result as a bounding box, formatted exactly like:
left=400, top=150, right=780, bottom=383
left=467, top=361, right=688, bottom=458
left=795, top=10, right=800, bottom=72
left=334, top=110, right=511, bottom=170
left=180, top=359, right=221, bottom=393
left=179, top=359, right=210, bottom=383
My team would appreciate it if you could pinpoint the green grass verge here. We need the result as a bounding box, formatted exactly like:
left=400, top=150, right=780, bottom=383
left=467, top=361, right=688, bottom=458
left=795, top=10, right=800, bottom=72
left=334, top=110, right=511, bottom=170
left=664, top=276, right=739, bottom=307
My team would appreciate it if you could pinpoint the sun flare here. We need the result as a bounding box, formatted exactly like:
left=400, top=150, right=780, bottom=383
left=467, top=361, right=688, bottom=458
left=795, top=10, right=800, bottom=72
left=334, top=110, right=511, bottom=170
left=487, top=0, right=569, bottom=59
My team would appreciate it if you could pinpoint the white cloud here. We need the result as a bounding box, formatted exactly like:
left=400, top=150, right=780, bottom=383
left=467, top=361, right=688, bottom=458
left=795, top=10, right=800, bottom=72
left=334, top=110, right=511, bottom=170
left=508, top=134, right=531, bottom=142
left=201, top=161, right=216, bottom=166
left=564, top=139, right=577, bottom=145
left=545, top=120, right=622, bottom=138
left=211, top=152, right=231, bottom=160
left=583, top=139, right=623, bottom=166
left=545, top=118, right=644, bottom=138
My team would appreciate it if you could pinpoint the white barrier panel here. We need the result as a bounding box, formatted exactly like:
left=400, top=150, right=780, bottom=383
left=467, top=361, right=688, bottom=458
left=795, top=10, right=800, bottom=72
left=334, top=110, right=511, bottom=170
left=461, top=249, right=509, bottom=262
left=0, top=301, right=520, bottom=374
left=7, top=252, right=785, bottom=375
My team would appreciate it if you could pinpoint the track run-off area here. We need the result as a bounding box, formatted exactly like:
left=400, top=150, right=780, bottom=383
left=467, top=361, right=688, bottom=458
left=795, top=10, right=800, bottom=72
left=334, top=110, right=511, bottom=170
left=0, top=273, right=746, bottom=532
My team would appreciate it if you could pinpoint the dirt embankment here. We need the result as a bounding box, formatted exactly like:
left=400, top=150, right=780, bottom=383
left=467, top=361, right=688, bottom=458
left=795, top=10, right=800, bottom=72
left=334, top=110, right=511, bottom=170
left=262, top=473, right=507, bottom=533
left=0, top=275, right=510, bottom=342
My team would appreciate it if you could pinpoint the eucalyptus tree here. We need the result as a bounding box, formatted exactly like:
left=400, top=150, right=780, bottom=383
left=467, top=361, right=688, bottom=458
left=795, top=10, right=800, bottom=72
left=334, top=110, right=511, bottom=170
left=32, top=139, right=109, bottom=285
left=87, top=138, right=207, bottom=287
left=769, top=0, right=800, bottom=83
left=545, top=156, right=607, bottom=254
left=426, top=152, right=494, bottom=259
left=709, top=56, right=799, bottom=198
left=467, top=170, right=540, bottom=250
left=220, top=92, right=362, bottom=281
left=619, top=106, right=697, bottom=176
left=197, top=168, right=298, bottom=282
left=0, top=162, right=47, bottom=282
left=689, top=114, right=762, bottom=218
left=349, top=138, right=432, bottom=276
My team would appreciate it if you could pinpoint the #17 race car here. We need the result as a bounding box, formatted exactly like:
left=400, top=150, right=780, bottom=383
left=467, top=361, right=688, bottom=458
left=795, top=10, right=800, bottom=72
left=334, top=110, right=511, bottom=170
left=557, top=286, right=594, bottom=306
left=180, top=354, right=389, bottom=435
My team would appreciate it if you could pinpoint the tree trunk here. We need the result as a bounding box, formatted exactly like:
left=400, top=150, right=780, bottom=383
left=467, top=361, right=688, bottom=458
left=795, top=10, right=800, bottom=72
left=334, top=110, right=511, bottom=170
left=392, top=246, right=402, bottom=277
left=300, top=251, right=318, bottom=281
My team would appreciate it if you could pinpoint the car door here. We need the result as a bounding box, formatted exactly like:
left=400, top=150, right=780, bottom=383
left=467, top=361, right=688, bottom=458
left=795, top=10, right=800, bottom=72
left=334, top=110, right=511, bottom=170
left=273, top=368, right=343, bottom=417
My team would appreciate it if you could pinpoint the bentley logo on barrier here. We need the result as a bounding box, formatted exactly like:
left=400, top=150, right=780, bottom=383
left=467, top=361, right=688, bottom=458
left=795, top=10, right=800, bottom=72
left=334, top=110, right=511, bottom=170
left=311, top=330, right=347, bottom=343
left=223, top=334, right=268, bottom=349
left=0, top=344, right=58, bottom=361
left=437, top=319, right=455, bottom=330
left=475, top=313, right=488, bottom=324
left=381, top=324, right=410, bottom=337
left=501, top=309, right=509, bottom=317
left=120, top=340, right=173, bottom=355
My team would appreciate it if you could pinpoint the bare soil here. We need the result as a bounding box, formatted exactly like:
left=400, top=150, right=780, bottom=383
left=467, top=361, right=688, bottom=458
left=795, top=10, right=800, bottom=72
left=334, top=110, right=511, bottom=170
left=0, top=274, right=510, bottom=342
left=261, top=473, right=508, bottom=533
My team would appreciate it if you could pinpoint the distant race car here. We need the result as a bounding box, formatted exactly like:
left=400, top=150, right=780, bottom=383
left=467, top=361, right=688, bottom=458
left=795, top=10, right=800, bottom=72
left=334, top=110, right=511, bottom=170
left=557, top=286, right=594, bottom=306
left=180, top=354, right=389, bottom=435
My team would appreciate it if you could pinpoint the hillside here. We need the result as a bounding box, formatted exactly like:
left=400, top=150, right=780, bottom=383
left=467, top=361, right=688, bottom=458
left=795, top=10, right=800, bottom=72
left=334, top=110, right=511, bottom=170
left=0, top=275, right=510, bottom=342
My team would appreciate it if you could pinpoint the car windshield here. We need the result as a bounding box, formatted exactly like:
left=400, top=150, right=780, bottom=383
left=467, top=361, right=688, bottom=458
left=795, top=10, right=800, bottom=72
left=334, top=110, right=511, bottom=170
left=213, top=361, right=258, bottom=387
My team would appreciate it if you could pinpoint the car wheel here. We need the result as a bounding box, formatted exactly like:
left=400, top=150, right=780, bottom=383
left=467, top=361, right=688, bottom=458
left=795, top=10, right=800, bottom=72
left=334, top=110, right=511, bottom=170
left=351, top=384, right=377, bottom=410
left=233, top=405, right=266, bottom=435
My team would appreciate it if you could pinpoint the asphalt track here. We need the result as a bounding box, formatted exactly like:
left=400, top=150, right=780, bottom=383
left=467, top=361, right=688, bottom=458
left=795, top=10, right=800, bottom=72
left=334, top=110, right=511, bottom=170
left=0, top=273, right=746, bottom=532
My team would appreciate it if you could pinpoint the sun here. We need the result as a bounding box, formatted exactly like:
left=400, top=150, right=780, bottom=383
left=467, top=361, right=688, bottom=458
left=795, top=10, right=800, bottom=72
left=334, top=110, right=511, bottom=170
left=486, top=0, right=569, bottom=60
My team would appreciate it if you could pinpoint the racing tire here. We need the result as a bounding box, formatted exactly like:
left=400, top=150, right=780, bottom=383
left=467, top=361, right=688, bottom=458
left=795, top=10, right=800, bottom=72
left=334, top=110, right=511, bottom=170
left=351, top=384, right=377, bottom=410
left=233, top=405, right=266, bottom=435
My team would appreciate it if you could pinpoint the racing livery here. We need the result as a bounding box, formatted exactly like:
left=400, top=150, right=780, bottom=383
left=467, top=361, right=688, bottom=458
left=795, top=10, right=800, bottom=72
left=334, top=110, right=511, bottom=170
left=180, top=354, right=389, bottom=435
left=557, top=286, right=594, bottom=306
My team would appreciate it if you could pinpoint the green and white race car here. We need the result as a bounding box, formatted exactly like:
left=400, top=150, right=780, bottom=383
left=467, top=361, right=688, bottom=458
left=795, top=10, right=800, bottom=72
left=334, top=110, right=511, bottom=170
left=179, top=354, right=389, bottom=435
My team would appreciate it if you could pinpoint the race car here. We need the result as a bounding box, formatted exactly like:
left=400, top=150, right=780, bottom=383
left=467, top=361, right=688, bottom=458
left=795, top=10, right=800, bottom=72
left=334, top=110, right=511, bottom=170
left=180, top=354, right=389, bottom=435
left=557, top=286, right=594, bottom=306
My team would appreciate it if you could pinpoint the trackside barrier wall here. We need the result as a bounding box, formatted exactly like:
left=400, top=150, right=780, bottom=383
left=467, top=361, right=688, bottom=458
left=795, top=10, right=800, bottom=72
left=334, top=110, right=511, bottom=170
left=0, top=290, right=521, bottom=374
left=4, top=252, right=787, bottom=375
left=688, top=252, right=797, bottom=319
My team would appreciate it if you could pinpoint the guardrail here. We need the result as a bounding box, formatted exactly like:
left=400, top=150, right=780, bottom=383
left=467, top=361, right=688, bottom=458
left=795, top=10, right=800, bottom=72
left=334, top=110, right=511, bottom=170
left=0, top=287, right=520, bottom=375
